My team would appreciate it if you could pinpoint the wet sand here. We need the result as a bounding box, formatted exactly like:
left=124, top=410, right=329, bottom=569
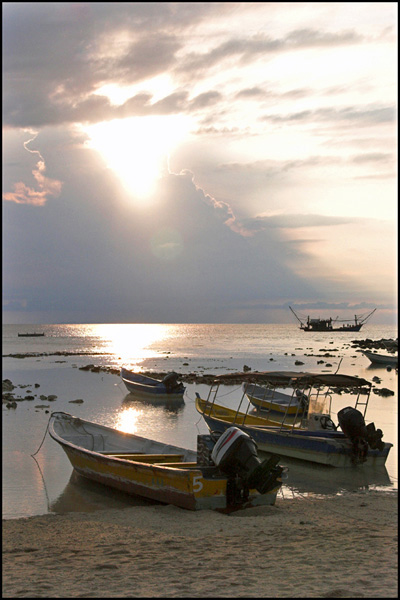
left=2, top=490, right=397, bottom=598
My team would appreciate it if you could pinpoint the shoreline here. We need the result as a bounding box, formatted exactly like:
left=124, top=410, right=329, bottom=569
left=2, top=490, right=398, bottom=598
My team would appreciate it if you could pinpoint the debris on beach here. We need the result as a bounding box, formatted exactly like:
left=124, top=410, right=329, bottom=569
left=2, top=379, right=15, bottom=392
left=351, top=338, right=398, bottom=352
left=373, top=387, right=395, bottom=397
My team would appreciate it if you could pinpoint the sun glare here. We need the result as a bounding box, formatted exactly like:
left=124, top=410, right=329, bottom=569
left=91, top=323, right=172, bottom=368
left=84, top=115, right=191, bottom=201
left=114, top=406, right=142, bottom=435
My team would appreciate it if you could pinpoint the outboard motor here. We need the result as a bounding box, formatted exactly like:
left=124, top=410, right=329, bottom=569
left=337, top=406, right=368, bottom=440
left=337, top=406, right=385, bottom=463
left=162, top=372, right=184, bottom=394
left=365, top=422, right=385, bottom=451
left=211, top=427, right=283, bottom=495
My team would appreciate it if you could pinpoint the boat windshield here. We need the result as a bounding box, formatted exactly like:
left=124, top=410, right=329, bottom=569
left=307, top=393, right=331, bottom=416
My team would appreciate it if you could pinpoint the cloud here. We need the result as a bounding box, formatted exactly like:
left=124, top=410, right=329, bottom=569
left=1, top=2, right=382, bottom=130
left=216, top=150, right=396, bottom=182
left=2, top=3, right=396, bottom=323
left=261, top=104, right=396, bottom=126
left=241, top=213, right=359, bottom=232
left=181, top=169, right=253, bottom=237
left=235, top=87, right=266, bottom=99
left=2, top=139, right=319, bottom=322
left=188, top=91, right=223, bottom=111
left=3, top=133, right=63, bottom=206
left=176, top=28, right=364, bottom=77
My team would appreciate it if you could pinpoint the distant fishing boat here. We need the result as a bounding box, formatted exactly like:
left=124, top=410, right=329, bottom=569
left=18, top=332, right=45, bottom=337
left=289, top=307, right=376, bottom=332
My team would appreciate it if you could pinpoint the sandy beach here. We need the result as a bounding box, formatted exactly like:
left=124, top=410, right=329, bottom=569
left=2, top=490, right=397, bottom=598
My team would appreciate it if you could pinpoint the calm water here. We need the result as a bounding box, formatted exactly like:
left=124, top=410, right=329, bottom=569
left=2, top=323, right=398, bottom=519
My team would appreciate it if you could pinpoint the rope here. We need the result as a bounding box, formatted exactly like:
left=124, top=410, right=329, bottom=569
left=31, top=454, right=51, bottom=510
left=194, top=413, right=204, bottom=433
left=80, top=422, right=96, bottom=450
left=31, top=419, right=50, bottom=457
left=215, top=385, right=242, bottom=398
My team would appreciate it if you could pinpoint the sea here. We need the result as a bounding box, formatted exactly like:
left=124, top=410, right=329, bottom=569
left=2, top=323, right=398, bottom=519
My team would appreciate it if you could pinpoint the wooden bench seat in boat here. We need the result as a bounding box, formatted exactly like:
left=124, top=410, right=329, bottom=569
left=96, top=452, right=185, bottom=463
left=155, top=462, right=198, bottom=467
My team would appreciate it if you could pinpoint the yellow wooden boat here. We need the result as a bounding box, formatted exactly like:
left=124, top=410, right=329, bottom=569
left=48, top=412, right=283, bottom=512
left=242, top=382, right=308, bottom=415
left=195, top=395, right=298, bottom=428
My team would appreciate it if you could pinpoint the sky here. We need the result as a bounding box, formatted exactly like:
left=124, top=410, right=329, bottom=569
left=2, top=2, right=397, bottom=325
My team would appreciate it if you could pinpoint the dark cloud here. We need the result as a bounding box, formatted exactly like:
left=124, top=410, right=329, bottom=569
left=1, top=3, right=377, bottom=130
left=2, top=136, right=318, bottom=322
left=176, top=28, right=363, bottom=77
left=350, top=152, right=392, bottom=164
left=217, top=151, right=395, bottom=179
left=188, top=91, right=223, bottom=110
left=235, top=87, right=266, bottom=99
left=241, top=214, right=358, bottom=232
left=110, top=34, right=182, bottom=85
left=261, top=105, right=396, bottom=126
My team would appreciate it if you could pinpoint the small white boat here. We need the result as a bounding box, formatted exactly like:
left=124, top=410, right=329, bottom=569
left=48, top=412, right=283, bottom=512
left=362, top=350, right=398, bottom=366
left=120, top=367, right=185, bottom=401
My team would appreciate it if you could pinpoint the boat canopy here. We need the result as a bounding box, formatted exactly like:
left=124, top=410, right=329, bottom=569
left=214, top=371, right=371, bottom=388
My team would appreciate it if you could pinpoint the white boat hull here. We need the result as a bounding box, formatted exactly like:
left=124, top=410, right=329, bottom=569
left=362, top=350, right=398, bottom=365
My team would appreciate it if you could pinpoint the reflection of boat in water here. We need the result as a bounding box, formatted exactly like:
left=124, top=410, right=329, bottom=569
left=277, top=457, right=393, bottom=496
left=362, top=350, right=398, bottom=366
left=50, top=471, right=157, bottom=514
left=289, top=307, right=376, bottom=332
left=48, top=411, right=283, bottom=512
left=122, top=393, right=185, bottom=413
left=196, top=371, right=392, bottom=468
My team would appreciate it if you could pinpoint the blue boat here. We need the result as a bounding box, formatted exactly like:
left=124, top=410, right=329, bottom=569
left=196, top=371, right=392, bottom=468
left=120, top=367, right=185, bottom=401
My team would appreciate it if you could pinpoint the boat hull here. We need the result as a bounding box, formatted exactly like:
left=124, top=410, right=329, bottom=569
left=301, top=325, right=362, bottom=332
left=120, top=368, right=185, bottom=400
left=59, top=442, right=227, bottom=511
left=195, top=396, right=293, bottom=427
left=200, top=413, right=392, bottom=468
left=49, top=412, right=281, bottom=512
left=244, top=384, right=307, bottom=415
left=362, top=351, right=398, bottom=365
left=18, top=332, right=45, bottom=337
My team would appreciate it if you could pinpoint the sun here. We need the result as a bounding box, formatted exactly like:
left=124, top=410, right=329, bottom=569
left=83, top=115, right=190, bottom=201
